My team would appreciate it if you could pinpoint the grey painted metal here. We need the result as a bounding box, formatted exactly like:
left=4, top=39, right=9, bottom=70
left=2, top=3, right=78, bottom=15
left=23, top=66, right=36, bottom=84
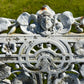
left=0, top=5, right=84, bottom=84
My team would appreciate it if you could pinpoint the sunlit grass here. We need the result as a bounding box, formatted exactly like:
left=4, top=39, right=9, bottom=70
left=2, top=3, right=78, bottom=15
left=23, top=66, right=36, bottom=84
left=0, top=0, right=84, bottom=18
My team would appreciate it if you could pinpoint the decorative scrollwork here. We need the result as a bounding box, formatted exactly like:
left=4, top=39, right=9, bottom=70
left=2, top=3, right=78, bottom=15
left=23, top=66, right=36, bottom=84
left=0, top=5, right=84, bottom=84
left=18, top=39, right=72, bottom=74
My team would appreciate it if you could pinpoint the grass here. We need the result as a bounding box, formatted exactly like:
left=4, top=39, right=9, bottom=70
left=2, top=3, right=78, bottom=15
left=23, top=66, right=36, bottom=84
left=0, top=0, right=84, bottom=19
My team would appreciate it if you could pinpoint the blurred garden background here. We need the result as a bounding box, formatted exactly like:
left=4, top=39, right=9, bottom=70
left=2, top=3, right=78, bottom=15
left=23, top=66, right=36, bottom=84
left=0, top=0, right=84, bottom=19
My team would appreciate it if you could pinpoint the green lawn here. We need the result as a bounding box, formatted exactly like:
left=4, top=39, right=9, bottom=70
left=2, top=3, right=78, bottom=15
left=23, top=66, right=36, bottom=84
left=0, top=0, right=84, bottom=19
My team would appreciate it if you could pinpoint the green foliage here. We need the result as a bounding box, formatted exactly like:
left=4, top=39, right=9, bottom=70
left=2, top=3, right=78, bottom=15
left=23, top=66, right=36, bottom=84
left=7, top=63, right=22, bottom=80
left=7, top=74, right=15, bottom=81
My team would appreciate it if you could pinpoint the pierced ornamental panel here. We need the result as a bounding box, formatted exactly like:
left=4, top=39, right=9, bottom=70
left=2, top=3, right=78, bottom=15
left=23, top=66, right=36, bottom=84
left=0, top=5, right=84, bottom=84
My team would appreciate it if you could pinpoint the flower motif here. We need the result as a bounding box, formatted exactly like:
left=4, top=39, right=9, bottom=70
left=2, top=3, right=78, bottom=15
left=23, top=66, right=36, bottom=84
left=2, top=42, right=17, bottom=56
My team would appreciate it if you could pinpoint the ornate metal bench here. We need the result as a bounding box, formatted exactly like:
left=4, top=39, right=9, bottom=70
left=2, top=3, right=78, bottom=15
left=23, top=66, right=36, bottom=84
left=0, top=5, right=84, bottom=84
